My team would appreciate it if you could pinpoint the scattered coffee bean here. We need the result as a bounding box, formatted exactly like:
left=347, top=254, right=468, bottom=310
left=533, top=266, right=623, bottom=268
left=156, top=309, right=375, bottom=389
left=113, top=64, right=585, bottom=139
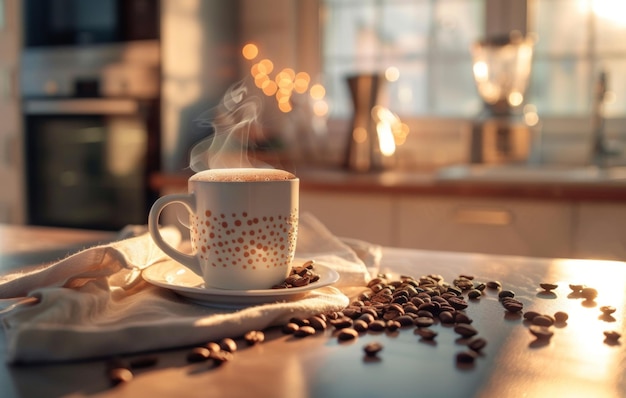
left=244, top=330, right=265, bottom=345
left=502, top=299, right=524, bottom=313
left=282, top=322, right=300, bottom=334
left=368, top=320, right=387, bottom=332
left=455, top=313, right=473, bottom=324
left=554, top=311, right=569, bottom=323
left=414, top=317, right=435, bottom=328
left=539, top=283, right=558, bottom=291
left=468, top=337, right=487, bottom=352
left=386, top=320, right=401, bottom=332
left=205, top=342, right=221, bottom=353
left=474, top=282, right=487, bottom=291
left=108, top=367, right=133, bottom=386
left=289, top=317, right=309, bottom=327
left=210, top=350, right=233, bottom=365
left=529, top=325, right=554, bottom=339
left=439, top=311, right=455, bottom=324
left=580, top=287, right=598, bottom=300
left=532, top=315, right=555, bottom=327
left=568, top=284, right=584, bottom=292
left=187, top=347, right=211, bottom=363
left=308, top=316, right=328, bottom=331
left=523, top=311, right=541, bottom=321
left=363, top=342, right=383, bottom=357
left=219, top=338, right=238, bottom=353
left=330, top=317, right=353, bottom=330
left=353, top=319, right=369, bottom=332
left=486, top=281, right=502, bottom=289
left=454, top=324, right=478, bottom=338
left=467, top=289, right=482, bottom=299
left=498, top=290, right=515, bottom=300
left=294, top=325, right=316, bottom=338
left=456, top=351, right=477, bottom=364
left=337, top=328, right=359, bottom=341
left=603, top=330, right=621, bottom=342
left=600, top=306, right=616, bottom=315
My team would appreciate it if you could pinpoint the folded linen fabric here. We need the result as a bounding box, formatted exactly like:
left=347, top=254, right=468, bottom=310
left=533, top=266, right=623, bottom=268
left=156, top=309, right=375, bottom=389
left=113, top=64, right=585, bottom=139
left=0, top=213, right=377, bottom=363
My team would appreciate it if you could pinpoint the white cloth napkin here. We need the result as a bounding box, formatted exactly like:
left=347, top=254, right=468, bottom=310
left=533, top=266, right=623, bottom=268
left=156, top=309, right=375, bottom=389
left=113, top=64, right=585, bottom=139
left=0, top=213, right=378, bottom=363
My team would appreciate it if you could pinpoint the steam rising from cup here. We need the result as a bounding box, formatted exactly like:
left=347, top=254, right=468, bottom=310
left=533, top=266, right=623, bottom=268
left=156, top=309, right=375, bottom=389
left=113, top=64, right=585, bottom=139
left=189, top=81, right=267, bottom=172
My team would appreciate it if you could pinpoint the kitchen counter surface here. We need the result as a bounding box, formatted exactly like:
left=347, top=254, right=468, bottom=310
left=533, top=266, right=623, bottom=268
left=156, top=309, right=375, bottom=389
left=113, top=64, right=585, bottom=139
left=151, top=165, right=626, bottom=202
left=0, top=225, right=625, bottom=397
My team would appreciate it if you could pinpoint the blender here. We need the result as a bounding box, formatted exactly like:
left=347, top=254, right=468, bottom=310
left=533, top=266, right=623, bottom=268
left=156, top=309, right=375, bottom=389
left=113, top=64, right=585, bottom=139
left=469, top=32, right=538, bottom=164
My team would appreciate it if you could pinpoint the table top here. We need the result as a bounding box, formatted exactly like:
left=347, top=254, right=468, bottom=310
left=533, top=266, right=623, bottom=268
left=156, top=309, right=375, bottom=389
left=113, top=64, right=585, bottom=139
left=1, top=225, right=625, bottom=398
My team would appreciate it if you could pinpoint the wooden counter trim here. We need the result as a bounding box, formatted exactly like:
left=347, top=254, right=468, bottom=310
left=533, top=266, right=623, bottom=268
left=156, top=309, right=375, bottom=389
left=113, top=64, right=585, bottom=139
left=150, top=172, right=626, bottom=202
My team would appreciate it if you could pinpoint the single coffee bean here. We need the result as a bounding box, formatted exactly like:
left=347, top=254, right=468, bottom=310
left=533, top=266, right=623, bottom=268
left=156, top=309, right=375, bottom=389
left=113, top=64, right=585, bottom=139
left=439, top=311, right=455, bottom=324
left=459, top=274, right=475, bottom=280
left=454, top=313, right=473, bottom=324
left=529, top=325, right=554, bottom=339
left=523, top=311, right=541, bottom=321
left=416, top=328, right=438, bottom=340
left=289, top=317, right=309, bottom=327
left=394, top=315, right=414, bottom=327
left=219, top=338, right=238, bottom=353
left=540, top=283, right=558, bottom=291
left=467, top=289, right=482, bottom=299
left=503, top=300, right=524, bottom=313
left=205, top=342, right=221, bottom=353
left=368, top=320, right=387, bottom=332
left=294, top=326, right=316, bottom=338
left=468, top=337, right=487, bottom=351
left=244, top=330, right=265, bottom=345
left=532, top=315, right=555, bottom=327
left=353, top=319, right=369, bottom=332
left=603, top=330, right=621, bottom=342
left=456, top=351, right=477, bottom=364
left=568, top=284, right=584, bottom=292
left=330, top=317, right=353, bottom=330
left=447, top=297, right=469, bottom=310
left=580, top=287, right=598, bottom=300
left=554, top=311, right=569, bottom=323
left=308, top=316, right=328, bottom=331
left=386, top=320, right=401, bottom=332
left=337, top=328, right=359, bottom=341
left=129, top=355, right=158, bottom=369
left=108, top=367, right=133, bottom=386
left=498, top=290, right=515, bottom=300
left=486, top=281, right=502, bottom=289
left=414, top=316, right=434, bottom=328
left=282, top=322, right=300, bottom=334
left=342, top=307, right=361, bottom=319
left=363, top=342, right=383, bottom=357
left=454, top=324, right=478, bottom=338
left=600, top=305, right=616, bottom=315
left=187, top=347, right=211, bottom=363
left=474, top=282, right=486, bottom=291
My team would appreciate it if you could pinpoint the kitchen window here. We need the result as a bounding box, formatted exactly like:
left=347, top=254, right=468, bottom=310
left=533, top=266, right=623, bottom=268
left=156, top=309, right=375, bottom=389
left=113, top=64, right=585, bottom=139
left=321, top=0, right=626, bottom=119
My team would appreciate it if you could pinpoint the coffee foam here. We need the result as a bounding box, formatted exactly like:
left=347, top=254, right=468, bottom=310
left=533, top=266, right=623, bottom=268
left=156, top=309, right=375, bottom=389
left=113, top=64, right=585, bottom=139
left=190, top=168, right=296, bottom=182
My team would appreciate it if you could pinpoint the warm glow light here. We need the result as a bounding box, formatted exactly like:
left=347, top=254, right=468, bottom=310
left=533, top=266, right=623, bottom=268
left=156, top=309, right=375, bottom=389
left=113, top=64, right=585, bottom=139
left=310, top=84, right=326, bottom=100
left=276, top=89, right=291, bottom=104
left=261, top=80, right=278, bottom=96
left=376, top=121, right=396, bottom=156
left=473, top=61, right=488, bottom=81
left=524, top=104, right=539, bottom=126
left=592, top=0, right=626, bottom=26
left=250, top=63, right=260, bottom=77
left=278, top=101, right=292, bottom=113
left=242, top=43, right=259, bottom=60
left=385, top=66, right=400, bottom=82
left=508, top=91, right=524, bottom=106
left=258, top=59, right=274, bottom=75
left=254, top=73, right=269, bottom=88
left=294, top=72, right=311, bottom=94
left=313, top=100, right=328, bottom=116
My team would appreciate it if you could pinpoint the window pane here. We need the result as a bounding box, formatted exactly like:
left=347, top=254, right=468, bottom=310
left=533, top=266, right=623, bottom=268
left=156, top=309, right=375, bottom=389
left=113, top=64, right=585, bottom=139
left=322, top=1, right=378, bottom=60
left=434, top=0, right=484, bottom=55
left=384, top=60, right=428, bottom=116
left=380, top=1, right=431, bottom=55
left=595, top=13, right=626, bottom=54
left=532, top=0, right=590, bottom=56
left=529, top=58, right=591, bottom=115
left=602, top=59, right=626, bottom=116
left=433, top=59, right=482, bottom=116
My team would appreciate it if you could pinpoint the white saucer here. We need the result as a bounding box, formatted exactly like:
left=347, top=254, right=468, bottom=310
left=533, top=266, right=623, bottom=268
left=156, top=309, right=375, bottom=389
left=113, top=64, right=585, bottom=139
left=142, top=259, right=340, bottom=308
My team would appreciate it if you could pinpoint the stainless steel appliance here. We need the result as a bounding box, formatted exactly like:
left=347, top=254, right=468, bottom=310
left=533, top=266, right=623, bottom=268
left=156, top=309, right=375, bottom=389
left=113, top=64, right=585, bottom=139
left=21, top=42, right=161, bottom=230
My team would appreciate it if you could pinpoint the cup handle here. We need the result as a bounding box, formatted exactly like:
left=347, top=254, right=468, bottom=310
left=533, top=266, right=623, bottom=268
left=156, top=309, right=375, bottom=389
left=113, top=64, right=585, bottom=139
left=148, top=193, right=201, bottom=274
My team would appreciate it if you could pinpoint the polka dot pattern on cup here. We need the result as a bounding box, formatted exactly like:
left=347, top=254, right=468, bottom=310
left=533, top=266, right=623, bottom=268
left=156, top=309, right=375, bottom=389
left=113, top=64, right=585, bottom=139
left=190, top=209, right=298, bottom=271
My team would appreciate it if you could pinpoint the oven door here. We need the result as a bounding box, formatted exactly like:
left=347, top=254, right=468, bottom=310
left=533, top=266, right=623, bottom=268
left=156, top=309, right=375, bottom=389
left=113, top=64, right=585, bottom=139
left=24, top=98, right=156, bottom=230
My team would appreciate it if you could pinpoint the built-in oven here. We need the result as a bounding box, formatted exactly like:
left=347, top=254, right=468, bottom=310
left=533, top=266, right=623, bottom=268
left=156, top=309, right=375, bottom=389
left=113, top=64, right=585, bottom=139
left=20, top=41, right=161, bottom=231
left=24, top=98, right=160, bottom=231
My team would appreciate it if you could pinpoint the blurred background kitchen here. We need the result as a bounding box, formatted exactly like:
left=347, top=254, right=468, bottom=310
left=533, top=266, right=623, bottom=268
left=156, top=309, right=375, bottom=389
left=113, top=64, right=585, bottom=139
left=1, top=0, right=626, bottom=260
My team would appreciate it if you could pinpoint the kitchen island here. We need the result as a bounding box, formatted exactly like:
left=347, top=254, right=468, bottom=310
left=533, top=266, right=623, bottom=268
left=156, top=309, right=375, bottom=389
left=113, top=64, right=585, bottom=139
left=0, top=224, right=624, bottom=398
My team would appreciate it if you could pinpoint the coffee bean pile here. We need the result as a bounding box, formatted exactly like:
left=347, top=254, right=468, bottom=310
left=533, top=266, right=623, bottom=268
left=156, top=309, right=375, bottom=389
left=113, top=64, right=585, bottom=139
left=272, top=260, right=320, bottom=289
left=105, top=272, right=622, bottom=387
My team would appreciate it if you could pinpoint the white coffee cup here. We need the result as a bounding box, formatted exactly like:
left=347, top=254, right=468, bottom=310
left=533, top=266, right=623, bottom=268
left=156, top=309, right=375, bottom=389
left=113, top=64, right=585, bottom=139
left=148, top=168, right=299, bottom=290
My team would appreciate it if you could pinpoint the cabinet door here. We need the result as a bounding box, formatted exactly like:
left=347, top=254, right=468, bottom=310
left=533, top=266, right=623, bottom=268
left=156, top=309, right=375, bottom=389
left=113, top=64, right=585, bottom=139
left=0, top=0, right=24, bottom=223
left=574, top=203, right=626, bottom=261
left=300, top=191, right=394, bottom=246
left=396, top=196, right=573, bottom=258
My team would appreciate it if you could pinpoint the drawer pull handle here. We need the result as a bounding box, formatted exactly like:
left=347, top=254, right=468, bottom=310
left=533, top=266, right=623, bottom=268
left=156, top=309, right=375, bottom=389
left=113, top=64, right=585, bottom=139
left=452, top=208, right=512, bottom=226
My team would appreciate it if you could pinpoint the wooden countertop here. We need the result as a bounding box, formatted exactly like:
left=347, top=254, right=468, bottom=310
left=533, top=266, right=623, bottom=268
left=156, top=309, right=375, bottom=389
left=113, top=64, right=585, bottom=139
left=0, top=225, right=624, bottom=397
left=151, top=166, right=626, bottom=202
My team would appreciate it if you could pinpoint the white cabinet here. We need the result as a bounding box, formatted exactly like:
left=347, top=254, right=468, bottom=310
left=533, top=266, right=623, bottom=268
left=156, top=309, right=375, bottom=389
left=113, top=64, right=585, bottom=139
left=300, top=191, right=395, bottom=246
left=396, top=197, right=574, bottom=258
left=574, top=202, right=626, bottom=261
